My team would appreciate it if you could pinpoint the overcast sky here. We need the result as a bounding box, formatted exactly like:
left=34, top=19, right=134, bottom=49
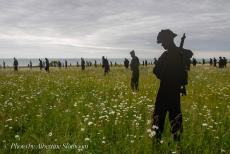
left=0, top=0, right=230, bottom=58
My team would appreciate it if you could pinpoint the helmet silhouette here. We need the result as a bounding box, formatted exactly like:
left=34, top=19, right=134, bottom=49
left=157, top=29, right=177, bottom=44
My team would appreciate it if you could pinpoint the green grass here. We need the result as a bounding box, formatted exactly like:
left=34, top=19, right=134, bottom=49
left=0, top=65, right=229, bottom=154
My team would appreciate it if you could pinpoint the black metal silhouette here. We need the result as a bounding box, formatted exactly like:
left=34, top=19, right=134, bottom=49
left=152, top=29, right=193, bottom=141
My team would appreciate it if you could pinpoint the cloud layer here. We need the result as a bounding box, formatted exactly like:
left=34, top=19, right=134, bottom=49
left=0, top=0, right=230, bottom=58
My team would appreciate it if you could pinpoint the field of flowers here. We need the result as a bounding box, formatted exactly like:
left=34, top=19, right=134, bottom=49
left=0, top=65, right=229, bottom=154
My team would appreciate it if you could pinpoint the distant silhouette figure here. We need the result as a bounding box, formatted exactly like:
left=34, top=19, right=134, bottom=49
left=81, top=58, right=85, bottom=70
left=3, top=60, right=5, bottom=69
left=39, top=59, right=43, bottom=70
left=124, top=58, right=129, bottom=69
left=209, top=58, right=213, bottom=66
left=13, top=57, right=18, bottom=71
left=223, top=57, right=227, bottom=68
left=130, top=50, right=140, bottom=91
left=102, top=56, right=110, bottom=75
left=219, top=57, right=223, bottom=68
left=192, top=58, right=197, bottom=66
left=65, top=60, right=68, bottom=68
left=153, top=29, right=193, bottom=141
left=29, top=60, right=32, bottom=69
left=94, top=60, right=97, bottom=67
left=145, top=60, right=148, bottom=66
left=45, top=58, right=49, bottom=72
left=202, top=59, right=205, bottom=65
left=58, top=61, right=62, bottom=68
left=213, top=58, right=217, bottom=67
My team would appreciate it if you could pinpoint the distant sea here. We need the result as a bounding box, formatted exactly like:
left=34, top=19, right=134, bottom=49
left=0, top=58, right=156, bottom=67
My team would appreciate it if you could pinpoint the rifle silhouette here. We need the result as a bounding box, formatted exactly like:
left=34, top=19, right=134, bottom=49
left=180, top=33, right=186, bottom=48
left=180, top=33, right=187, bottom=96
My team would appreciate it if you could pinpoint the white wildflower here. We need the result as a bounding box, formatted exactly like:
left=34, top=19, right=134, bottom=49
left=202, top=123, right=208, bottom=126
left=88, top=121, right=93, bottom=126
left=48, top=132, right=53, bottom=137
left=15, top=135, right=20, bottom=140
left=81, top=128, right=85, bottom=132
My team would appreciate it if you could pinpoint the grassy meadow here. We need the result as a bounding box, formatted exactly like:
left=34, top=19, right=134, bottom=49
left=0, top=65, right=229, bottom=154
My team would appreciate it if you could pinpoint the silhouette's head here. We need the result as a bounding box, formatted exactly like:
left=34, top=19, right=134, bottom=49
left=130, top=50, right=135, bottom=58
left=157, top=29, right=177, bottom=50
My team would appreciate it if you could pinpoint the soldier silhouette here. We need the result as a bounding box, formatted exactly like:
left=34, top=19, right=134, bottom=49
left=202, top=59, right=205, bottom=65
left=65, top=60, right=68, bottom=68
left=39, top=59, right=43, bottom=70
left=192, top=58, right=197, bottom=66
left=29, top=60, right=32, bottom=69
left=223, top=57, right=227, bottom=68
left=81, top=58, right=85, bottom=70
left=152, top=29, right=193, bottom=141
left=209, top=58, right=213, bottom=66
left=219, top=57, right=223, bottom=68
left=13, top=57, right=18, bottom=71
left=213, top=58, right=217, bottom=67
left=3, top=60, right=5, bottom=69
left=45, top=58, right=49, bottom=72
left=130, top=50, right=140, bottom=91
left=124, top=58, right=129, bottom=69
left=102, top=56, right=110, bottom=75
left=58, top=61, right=62, bottom=68
left=94, top=60, right=97, bottom=67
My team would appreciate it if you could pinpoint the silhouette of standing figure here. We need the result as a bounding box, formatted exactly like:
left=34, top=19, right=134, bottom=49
left=223, top=57, right=227, bottom=68
left=102, top=56, right=110, bottom=75
left=3, top=60, right=5, bottom=69
left=13, top=57, right=18, bottom=71
left=213, top=58, right=217, bottom=67
left=45, top=58, right=49, bottom=72
left=219, top=57, right=223, bottom=68
left=124, top=58, right=129, bottom=69
left=152, top=29, right=193, bottom=141
left=81, top=58, right=85, bottom=70
left=29, top=60, right=32, bottom=69
left=192, top=58, right=197, bottom=66
left=39, top=59, right=43, bottom=70
left=65, top=60, right=68, bottom=68
left=130, top=50, right=140, bottom=91
left=202, top=59, right=205, bottom=65
left=209, top=58, right=213, bottom=66
left=94, top=60, right=97, bottom=67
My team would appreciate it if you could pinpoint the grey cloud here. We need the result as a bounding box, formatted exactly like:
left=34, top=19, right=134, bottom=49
left=0, top=0, right=230, bottom=58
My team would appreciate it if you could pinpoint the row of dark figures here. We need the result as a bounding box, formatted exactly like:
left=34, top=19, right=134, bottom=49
left=0, top=57, right=153, bottom=71
left=192, top=57, right=228, bottom=68
left=1, top=56, right=228, bottom=72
